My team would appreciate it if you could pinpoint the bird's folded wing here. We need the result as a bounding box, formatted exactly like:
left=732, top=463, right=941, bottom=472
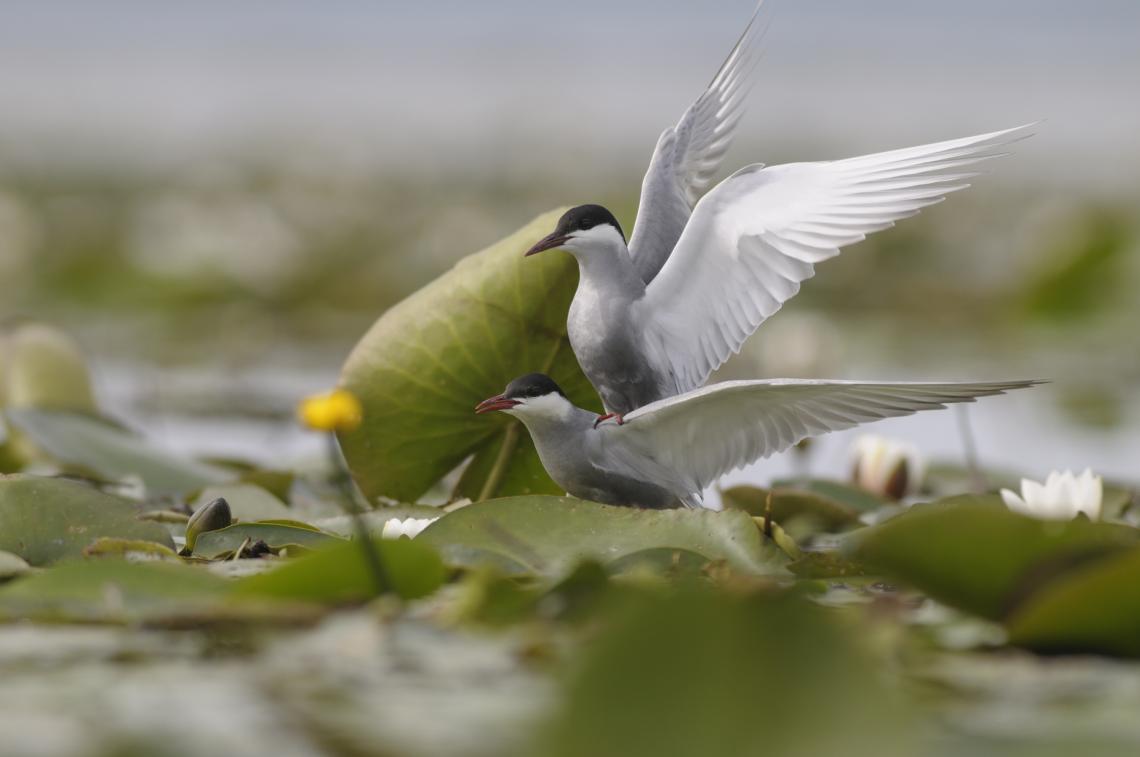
left=626, top=1, right=767, bottom=285
left=637, top=124, right=1035, bottom=394
left=599, top=379, right=1039, bottom=496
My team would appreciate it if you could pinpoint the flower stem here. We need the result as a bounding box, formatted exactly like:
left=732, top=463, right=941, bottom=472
left=327, top=433, right=389, bottom=596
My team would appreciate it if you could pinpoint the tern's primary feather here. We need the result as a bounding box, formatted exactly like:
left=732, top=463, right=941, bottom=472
left=626, top=1, right=768, bottom=285
left=636, top=124, right=1036, bottom=395
left=598, top=379, right=1039, bottom=503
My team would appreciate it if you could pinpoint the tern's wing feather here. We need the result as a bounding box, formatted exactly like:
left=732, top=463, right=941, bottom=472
left=626, top=1, right=767, bottom=285
left=638, top=124, right=1035, bottom=394
left=600, top=379, right=1039, bottom=499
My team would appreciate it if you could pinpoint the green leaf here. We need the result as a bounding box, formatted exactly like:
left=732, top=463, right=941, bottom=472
left=337, top=209, right=601, bottom=504
left=4, top=408, right=233, bottom=495
left=2, top=322, right=96, bottom=413
left=0, top=549, right=31, bottom=580
left=849, top=496, right=1140, bottom=620
left=770, top=478, right=893, bottom=512
left=0, top=559, right=228, bottom=622
left=191, top=521, right=342, bottom=559
left=1006, top=547, right=1140, bottom=657
left=0, top=474, right=175, bottom=565
left=721, top=484, right=862, bottom=531
left=231, top=537, right=445, bottom=603
left=314, top=505, right=445, bottom=538
left=191, top=483, right=291, bottom=522
left=417, top=496, right=788, bottom=577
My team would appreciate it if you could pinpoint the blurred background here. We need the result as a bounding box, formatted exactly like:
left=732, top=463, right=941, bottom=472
left=1, top=0, right=1137, bottom=484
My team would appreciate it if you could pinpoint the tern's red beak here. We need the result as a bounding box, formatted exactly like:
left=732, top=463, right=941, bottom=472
left=524, top=231, right=570, bottom=257
left=475, top=394, right=520, bottom=414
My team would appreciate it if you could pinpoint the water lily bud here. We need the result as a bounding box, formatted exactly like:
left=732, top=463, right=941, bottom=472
left=850, top=434, right=925, bottom=501
left=1000, top=469, right=1102, bottom=521
left=185, top=496, right=233, bottom=553
left=297, top=388, right=363, bottom=433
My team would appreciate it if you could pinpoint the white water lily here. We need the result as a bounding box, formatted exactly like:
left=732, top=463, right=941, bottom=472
left=380, top=516, right=439, bottom=540
left=1000, top=469, right=1102, bottom=521
left=850, top=434, right=926, bottom=500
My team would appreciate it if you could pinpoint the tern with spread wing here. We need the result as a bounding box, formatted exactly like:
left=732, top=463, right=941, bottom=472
left=524, top=3, right=1034, bottom=423
left=476, top=373, right=1037, bottom=509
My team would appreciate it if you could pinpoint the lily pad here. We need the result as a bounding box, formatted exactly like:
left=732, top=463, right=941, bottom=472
left=0, top=549, right=31, bottom=580
left=417, top=496, right=788, bottom=577
left=721, top=485, right=861, bottom=531
left=0, top=474, right=175, bottom=565
left=4, top=408, right=233, bottom=495
left=314, top=505, right=445, bottom=538
left=337, top=209, right=601, bottom=504
left=191, top=484, right=291, bottom=522
left=0, top=559, right=228, bottom=622
left=232, top=537, right=445, bottom=603
left=2, top=323, right=96, bottom=413
left=770, top=478, right=894, bottom=512
left=1006, top=547, right=1140, bottom=656
left=192, top=521, right=341, bottom=559
left=849, top=495, right=1140, bottom=621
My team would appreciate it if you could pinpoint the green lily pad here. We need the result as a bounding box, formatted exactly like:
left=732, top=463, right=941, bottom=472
left=314, top=505, right=445, bottom=538
left=191, top=484, right=291, bottom=522
left=605, top=548, right=712, bottom=579
left=849, top=495, right=1140, bottom=621
left=417, top=496, right=788, bottom=577
left=191, top=521, right=341, bottom=559
left=232, top=537, right=445, bottom=603
left=770, top=478, right=894, bottom=512
left=4, top=408, right=233, bottom=495
left=1006, top=547, right=1140, bottom=656
left=721, top=485, right=861, bottom=531
left=0, top=474, right=175, bottom=565
left=337, top=209, right=601, bottom=504
left=83, top=538, right=181, bottom=561
left=0, top=549, right=31, bottom=580
left=0, top=559, right=228, bottom=622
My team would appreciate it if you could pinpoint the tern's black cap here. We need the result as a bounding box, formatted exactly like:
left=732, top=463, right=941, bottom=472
left=554, top=205, right=625, bottom=243
left=503, top=373, right=566, bottom=400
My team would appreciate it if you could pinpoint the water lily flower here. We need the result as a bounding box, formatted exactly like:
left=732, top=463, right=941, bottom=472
left=298, top=388, right=363, bottom=432
left=1000, top=469, right=1102, bottom=521
left=850, top=434, right=926, bottom=500
left=381, top=516, right=439, bottom=540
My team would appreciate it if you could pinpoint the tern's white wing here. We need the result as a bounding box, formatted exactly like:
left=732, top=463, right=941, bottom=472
left=637, top=124, right=1035, bottom=394
left=599, top=379, right=1038, bottom=502
left=626, top=1, right=767, bottom=285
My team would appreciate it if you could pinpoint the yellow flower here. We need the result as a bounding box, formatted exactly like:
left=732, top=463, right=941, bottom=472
left=298, top=388, right=363, bottom=432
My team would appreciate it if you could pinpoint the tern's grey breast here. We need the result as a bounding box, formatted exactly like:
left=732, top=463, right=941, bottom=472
left=568, top=291, right=667, bottom=415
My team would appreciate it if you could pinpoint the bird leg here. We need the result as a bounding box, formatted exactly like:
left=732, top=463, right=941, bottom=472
left=593, top=413, right=625, bottom=429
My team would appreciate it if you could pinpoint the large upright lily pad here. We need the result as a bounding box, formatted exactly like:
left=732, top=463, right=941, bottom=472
left=417, top=496, right=788, bottom=577
left=0, top=474, right=175, bottom=565
left=338, top=210, right=600, bottom=504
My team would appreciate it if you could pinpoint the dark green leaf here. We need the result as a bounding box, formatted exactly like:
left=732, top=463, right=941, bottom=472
left=192, top=521, right=341, bottom=559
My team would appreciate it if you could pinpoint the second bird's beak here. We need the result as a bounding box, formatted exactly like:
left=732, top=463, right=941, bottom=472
left=524, top=231, right=570, bottom=257
left=475, top=394, right=520, bottom=414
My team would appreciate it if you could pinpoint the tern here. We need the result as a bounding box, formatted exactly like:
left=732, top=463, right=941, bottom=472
left=476, top=373, right=1037, bottom=509
left=524, top=3, right=1034, bottom=424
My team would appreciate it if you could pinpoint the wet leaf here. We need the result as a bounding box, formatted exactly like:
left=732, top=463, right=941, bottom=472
left=232, top=537, right=445, bottom=603
left=337, top=209, right=600, bottom=504
left=4, top=408, right=233, bottom=495
left=191, top=521, right=341, bottom=559
left=0, top=559, right=228, bottom=622
left=1006, top=547, right=1140, bottom=656
left=850, top=495, right=1140, bottom=621
left=0, top=474, right=174, bottom=565
left=191, top=484, right=289, bottom=522
left=417, top=496, right=788, bottom=577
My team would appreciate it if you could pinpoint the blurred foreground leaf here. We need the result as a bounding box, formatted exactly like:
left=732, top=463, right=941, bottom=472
left=0, top=559, right=227, bottom=622
left=418, top=496, right=787, bottom=577
left=5, top=409, right=233, bottom=495
left=338, top=209, right=599, bottom=504
left=851, top=496, right=1140, bottom=621
left=538, top=588, right=914, bottom=757
left=0, top=474, right=174, bottom=565
left=232, top=537, right=445, bottom=603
